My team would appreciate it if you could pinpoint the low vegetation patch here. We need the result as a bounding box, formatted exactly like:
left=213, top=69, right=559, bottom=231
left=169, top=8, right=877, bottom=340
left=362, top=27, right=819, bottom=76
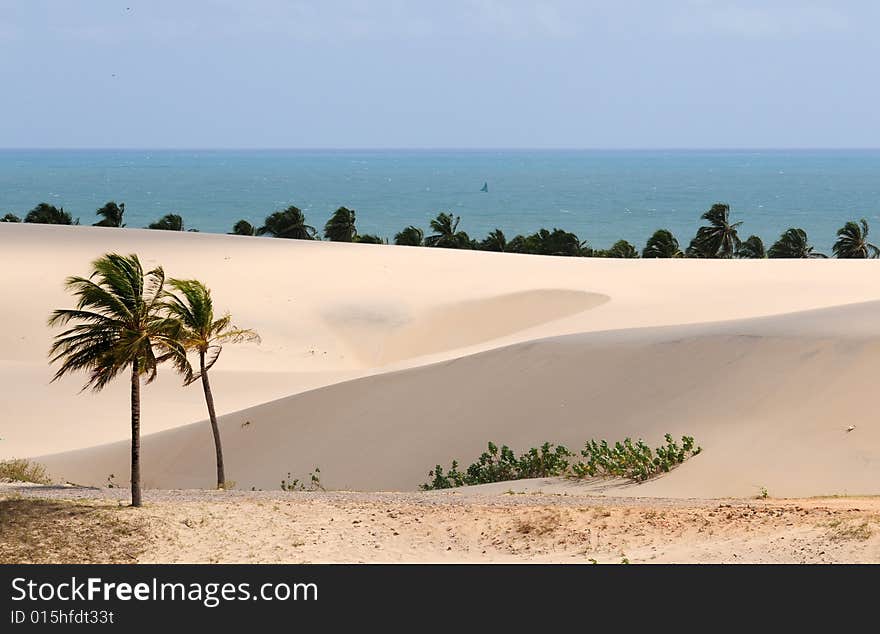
left=423, top=442, right=573, bottom=490
left=825, top=516, right=877, bottom=542
left=0, top=459, right=51, bottom=484
left=572, top=435, right=701, bottom=482
left=0, top=498, right=148, bottom=563
left=281, top=467, right=323, bottom=492
left=422, top=435, right=701, bottom=490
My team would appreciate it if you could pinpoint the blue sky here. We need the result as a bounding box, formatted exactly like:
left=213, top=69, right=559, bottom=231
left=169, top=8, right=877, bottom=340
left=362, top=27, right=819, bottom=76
left=1, top=1, right=877, bottom=148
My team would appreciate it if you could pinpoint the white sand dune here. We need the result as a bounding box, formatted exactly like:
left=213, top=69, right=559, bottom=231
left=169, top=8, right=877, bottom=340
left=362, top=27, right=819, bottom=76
left=35, top=301, right=880, bottom=497
left=2, top=223, right=879, bottom=497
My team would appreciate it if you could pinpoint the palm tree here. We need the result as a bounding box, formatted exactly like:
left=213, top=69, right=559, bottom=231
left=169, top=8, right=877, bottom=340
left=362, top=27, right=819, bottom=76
left=355, top=234, right=385, bottom=244
left=324, top=207, right=357, bottom=242
left=688, top=203, right=742, bottom=258
left=642, top=229, right=682, bottom=258
left=599, top=239, right=639, bottom=258
left=767, top=228, right=826, bottom=259
left=1, top=213, right=20, bottom=222
left=93, top=201, right=125, bottom=227
left=147, top=214, right=184, bottom=231
left=394, top=225, right=424, bottom=246
left=480, top=229, right=507, bottom=252
left=833, top=219, right=879, bottom=258
left=48, top=254, right=186, bottom=507
left=25, top=203, right=75, bottom=225
left=230, top=220, right=256, bottom=236
left=164, top=279, right=259, bottom=489
left=258, top=206, right=316, bottom=239
left=425, top=212, right=469, bottom=248
left=736, top=235, right=766, bottom=259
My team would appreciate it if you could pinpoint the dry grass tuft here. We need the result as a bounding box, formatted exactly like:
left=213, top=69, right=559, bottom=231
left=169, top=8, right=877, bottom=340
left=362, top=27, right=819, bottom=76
left=0, top=497, right=150, bottom=563
left=515, top=511, right=561, bottom=536
left=0, top=459, right=51, bottom=484
left=824, top=515, right=877, bottom=542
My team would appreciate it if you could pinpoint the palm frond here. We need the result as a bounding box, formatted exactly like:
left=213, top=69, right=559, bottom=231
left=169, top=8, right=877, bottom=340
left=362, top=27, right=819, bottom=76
left=163, top=279, right=259, bottom=385
left=48, top=253, right=183, bottom=392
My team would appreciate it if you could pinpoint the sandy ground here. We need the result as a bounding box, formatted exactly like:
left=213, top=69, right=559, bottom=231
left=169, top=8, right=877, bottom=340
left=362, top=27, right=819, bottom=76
left=2, top=484, right=879, bottom=564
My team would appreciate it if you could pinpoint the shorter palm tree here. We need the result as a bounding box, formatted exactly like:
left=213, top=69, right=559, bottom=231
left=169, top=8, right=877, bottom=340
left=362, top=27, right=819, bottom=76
left=688, top=203, right=742, bottom=258
left=355, top=234, right=385, bottom=244
left=147, top=214, right=184, bottom=231
left=48, top=253, right=187, bottom=507
left=642, top=229, right=682, bottom=258
left=600, top=239, right=639, bottom=258
left=480, top=229, right=507, bottom=252
left=164, top=279, right=260, bottom=489
left=833, top=218, right=879, bottom=258
left=735, top=235, right=766, bottom=259
left=767, top=228, right=826, bottom=258
left=394, top=225, right=424, bottom=246
left=324, top=207, right=357, bottom=242
left=230, top=220, right=256, bottom=236
left=258, top=206, right=316, bottom=239
left=1, top=213, right=20, bottom=222
left=425, top=212, right=469, bottom=248
left=94, top=201, right=125, bottom=227
left=25, top=203, right=75, bottom=225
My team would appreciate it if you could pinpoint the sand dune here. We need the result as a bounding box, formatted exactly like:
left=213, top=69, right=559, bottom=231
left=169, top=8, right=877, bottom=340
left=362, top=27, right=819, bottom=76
left=2, top=223, right=879, bottom=498
left=36, top=301, right=880, bottom=497
left=326, top=289, right=607, bottom=366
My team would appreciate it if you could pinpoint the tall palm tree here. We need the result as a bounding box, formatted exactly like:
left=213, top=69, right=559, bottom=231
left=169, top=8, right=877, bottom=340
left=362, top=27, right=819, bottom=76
left=230, top=219, right=256, bottom=236
left=258, top=206, right=316, bottom=239
left=480, top=228, right=507, bottom=252
left=767, top=228, right=826, bottom=259
left=147, top=213, right=184, bottom=231
left=833, top=219, right=879, bottom=258
left=164, top=279, right=259, bottom=489
left=93, top=201, right=125, bottom=227
left=425, top=212, right=469, bottom=248
left=324, top=207, right=357, bottom=242
left=642, top=229, right=682, bottom=258
left=735, top=235, right=766, bottom=259
left=688, top=203, right=742, bottom=258
left=48, top=254, right=186, bottom=507
left=394, top=225, right=424, bottom=246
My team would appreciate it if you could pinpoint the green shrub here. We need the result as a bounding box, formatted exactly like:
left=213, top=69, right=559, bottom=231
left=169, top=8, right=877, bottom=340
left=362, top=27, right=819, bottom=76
left=421, top=435, right=700, bottom=489
left=424, top=461, right=467, bottom=490
left=572, top=434, right=701, bottom=482
left=0, top=459, right=51, bottom=484
left=422, top=442, right=573, bottom=490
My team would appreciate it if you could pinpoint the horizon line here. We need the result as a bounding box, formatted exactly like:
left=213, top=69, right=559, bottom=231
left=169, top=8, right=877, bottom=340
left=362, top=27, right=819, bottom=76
left=2, top=146, right=880, bottom=152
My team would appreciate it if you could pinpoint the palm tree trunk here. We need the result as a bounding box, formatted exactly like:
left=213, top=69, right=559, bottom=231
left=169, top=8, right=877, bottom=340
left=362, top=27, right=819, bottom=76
left=130, top=358, right=142, bottom=507
left=200, top=351, right=225, bottom=488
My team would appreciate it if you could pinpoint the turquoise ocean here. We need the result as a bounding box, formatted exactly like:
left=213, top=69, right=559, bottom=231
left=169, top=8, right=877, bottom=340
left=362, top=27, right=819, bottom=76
left=2, top=149, right=879, bottom=252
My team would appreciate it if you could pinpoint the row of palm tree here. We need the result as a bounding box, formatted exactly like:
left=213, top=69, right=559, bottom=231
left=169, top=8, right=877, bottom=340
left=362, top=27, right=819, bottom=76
left=5, top=199, right=878, bottom=258
left=49, top=253, right=258, bottom=506
left=233, top=202, right=879, bottom=259
left=0, top=202, right=196, bottom=232
left=678, top=204, right=878, bottom=259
